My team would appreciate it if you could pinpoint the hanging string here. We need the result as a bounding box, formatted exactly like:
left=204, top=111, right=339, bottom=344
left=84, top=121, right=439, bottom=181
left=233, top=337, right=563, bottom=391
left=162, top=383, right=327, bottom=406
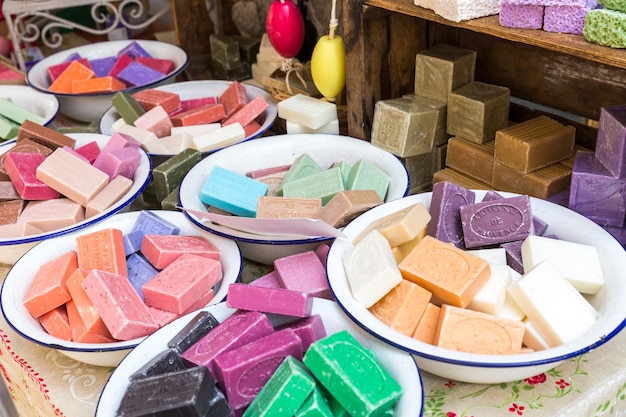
left=329, top=0, right=338, bottom=40
left=281, top=58, right=308, bottom=95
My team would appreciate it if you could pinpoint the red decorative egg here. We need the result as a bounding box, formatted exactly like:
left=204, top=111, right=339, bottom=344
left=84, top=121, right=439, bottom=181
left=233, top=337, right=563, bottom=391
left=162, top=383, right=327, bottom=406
left=265, top=0, right=305, bottom=59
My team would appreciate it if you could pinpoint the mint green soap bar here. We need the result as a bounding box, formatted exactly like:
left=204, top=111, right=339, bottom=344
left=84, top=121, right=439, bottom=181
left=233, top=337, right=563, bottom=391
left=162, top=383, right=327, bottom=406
left=153, top=148, right=202, bottom=201
left=282, top=167, right=344, bottom=205
left=0, top=98, right=44, bottom=125
left=111, top=91, right=146, bottom=125
left=277, top=153, right=322, bottom=195
left=303, top=330, right=402, bottom=417
left=243, top=356, right=316, bottom=417
left=295, top=385, right=334, bottom=417
left=346, top=160, right=390, bottom=202
left=200, top=165, right=268, bottom=217
left=0, top=114, right=19, bottom=140
left=332, top=160, right=353, bottom=189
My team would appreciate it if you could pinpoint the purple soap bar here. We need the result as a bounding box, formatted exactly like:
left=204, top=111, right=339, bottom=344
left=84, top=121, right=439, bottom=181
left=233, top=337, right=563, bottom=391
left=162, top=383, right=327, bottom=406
left=90, top=56, right=117, bottom=78
left=181, top=310, right=274, bottom=378
left=129, top=348, right=186, bottom=381
left=117, top=41, right=152, bottom=59
left=213, top=328, right=303, bottom=412
left=426, top=180, right=475, bottom=249
left=481, top=190, right=547, bottom=235
left=500, top=240, right=524, bottom=274
left=596, top=105, right=626, bottom=179
left=499, top=3, right=544, bottom=29
left=168, top=310, right=220, bottom=353
left=126, top=253, right=158, bottom=300
left=131, top=210, right=181, bottom=235
left=117, top=62, right=165, bottom=87
left=274, top=251, right=331, bottom=299
left=543, top=0, right=597, bottom=34
left=276, top=314, right=326, bottom=351
left=250, top=270, right=283, bottom=288
left=568, top=151, right=626, bottom=227
left=460, top=195, right=533, bottom=248
left=226, top=283, right=313, bottom=318
left=123, top=229, right=144, bottom=255
left=546, top=187, right=570, bottom=208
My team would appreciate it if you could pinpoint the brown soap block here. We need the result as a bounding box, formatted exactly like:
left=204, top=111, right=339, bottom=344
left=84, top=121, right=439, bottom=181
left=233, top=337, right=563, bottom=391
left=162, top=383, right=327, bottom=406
left=318, top=190, right=383, bottom=227
left=445, top=137, right=495, bottom=185
left=432, top=168, right=492, bottom=190
left=256, top=196, right=322, bottom=219
left=434, top=143, right=448, bottom=172
left=414, top=44, right=477, bottom=102
left=0, top=199, right=25, bottom=225
left=492, top=160, right=572, bottom=199
left=494, top=116, right=576, bottom=174
left=447, top=81, right=510, bottom=144
left=403, top=93, right=450, bottom=146
left=371, top=97, right=440, bottom=158
left=400, top=150, right=437, bottom=195
left=17, top=120, right=76, bottom=150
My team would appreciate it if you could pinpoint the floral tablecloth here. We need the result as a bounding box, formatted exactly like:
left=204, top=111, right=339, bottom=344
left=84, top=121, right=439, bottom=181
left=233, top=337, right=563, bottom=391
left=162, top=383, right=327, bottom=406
left=1, top=260, right=626, bottom=417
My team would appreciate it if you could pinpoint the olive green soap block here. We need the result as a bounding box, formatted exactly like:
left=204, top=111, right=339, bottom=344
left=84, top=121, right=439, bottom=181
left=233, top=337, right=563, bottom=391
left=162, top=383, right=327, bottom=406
left=111, top=91, right=146, bottom=125
left=414, top=44, right=476, bottom=102
left=303, top=330, right=403, bottom=417
left=282, top=166, right=345, bottom=205
left=210, top=34, right=242, bottom=70
left=152, top=148, right=202, bottom=201
left=346, top=159, right=390, bottom=202
left=243, top=356, right=316, bottom=417
left=276, top=153, right=322, bottom=195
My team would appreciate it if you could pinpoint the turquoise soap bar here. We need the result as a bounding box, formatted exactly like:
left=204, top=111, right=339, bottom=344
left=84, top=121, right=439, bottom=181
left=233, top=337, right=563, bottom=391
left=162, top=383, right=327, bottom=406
left=277, top=153, right=322, bottom=195
left=243, top=356, right=316, bottom=417
left=200, top=166, right=268, bottom=217
left=282, top=166, right=344, bottom=205
left=346, top=159, right=390, bottom=202
left=303, top=330, right=403, bottom=417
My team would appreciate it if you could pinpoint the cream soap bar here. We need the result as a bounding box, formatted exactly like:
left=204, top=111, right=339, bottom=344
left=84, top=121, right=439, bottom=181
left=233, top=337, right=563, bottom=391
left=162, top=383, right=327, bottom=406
left=277, top=94, right=338, bottom=130
left=354, top=202, right=431, bottom=247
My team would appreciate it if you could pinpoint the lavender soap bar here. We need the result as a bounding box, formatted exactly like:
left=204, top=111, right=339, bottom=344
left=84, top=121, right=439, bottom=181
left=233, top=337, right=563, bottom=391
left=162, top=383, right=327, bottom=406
left=426, top=180, right=476, bottom=249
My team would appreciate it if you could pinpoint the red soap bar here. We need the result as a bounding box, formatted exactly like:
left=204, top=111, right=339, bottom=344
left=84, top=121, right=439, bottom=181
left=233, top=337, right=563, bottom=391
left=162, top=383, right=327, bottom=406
left=47, top=58, right=91, bottom=83
left=141, top=234, right=221, bottom=269
left=170, top=103, right=226, bottom=127
left=134, top=57, right=175, bottom=75
left=38, top=305, right=72, bottom=341
left=108, top=53, right=133, bottom=78
left=274, top=251, right=332, bottom=299
left=219, top=80, right=249, bottom=118
left=226, top=283, right=313, bottom=318
left=243, top=120, right=261, bottom=138
left=23, top=250, right=77, bottom=318
left=169, top=96, right=219, bottom=117
left=48, top=60, right=95, bottom=94
left=132, top=89, right=181, bottom=113
left=222, top=96, right=268, bottom=127
left=73, top=140, right=101, bottom=164
left=4, top=152, right=60, bottom=200
left=75, top=228, right=128, bottom=276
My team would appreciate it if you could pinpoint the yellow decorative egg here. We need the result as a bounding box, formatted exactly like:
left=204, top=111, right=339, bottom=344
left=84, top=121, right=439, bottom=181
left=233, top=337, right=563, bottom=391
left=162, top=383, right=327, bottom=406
left=311, top=35, right=346, bottom=99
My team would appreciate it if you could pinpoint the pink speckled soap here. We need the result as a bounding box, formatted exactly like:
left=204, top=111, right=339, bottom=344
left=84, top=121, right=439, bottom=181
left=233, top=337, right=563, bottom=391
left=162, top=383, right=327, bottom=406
left=141, top=234, right=221, bottom=269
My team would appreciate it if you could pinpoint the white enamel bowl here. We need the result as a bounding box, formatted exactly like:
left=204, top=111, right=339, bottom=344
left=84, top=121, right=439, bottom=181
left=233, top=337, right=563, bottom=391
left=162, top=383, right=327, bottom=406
left=26, top=40, right=188, bottom=122
left=0, top=210, right=242, bottom=367
left=0, top=84, right=59, bottom=132
left=178, top=134, right=410, bottom=265
left=95, top=298, right=424, bottom=416
left=99, top=80, right=278, bottom=157
left=326, top=191, right=626, bottom=384
left=0, top=133, right=151, bottom=265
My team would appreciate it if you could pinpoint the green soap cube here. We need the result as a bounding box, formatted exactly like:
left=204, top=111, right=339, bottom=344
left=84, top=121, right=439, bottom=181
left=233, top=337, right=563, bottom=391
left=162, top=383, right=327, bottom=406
left=295, top=385, right=334, bottom=417
left=210, top=34, right=242, bottom=70
left=277, top=153, right=323, bottom=195
left=243, top=356, right=316, bottom=417
left=233, top=36, right=261, bottom=63
left=346, top=160, right=390, bottom=202
left=161, top=185, right=180, bottom=211
left=111, top=91, right=146, bottom=125
left=447, top=81, right=510, bottom=144
left=282, top=167, right=344, bottom=205
left=303, top=330, right=402, bottom=417
left=0, top=114, right=20, bottom=140
left=414, top=44, right=476, bottom=102
left=0, top=98, right=44, bottom=125
left=152, top=148, right=202, bottom=201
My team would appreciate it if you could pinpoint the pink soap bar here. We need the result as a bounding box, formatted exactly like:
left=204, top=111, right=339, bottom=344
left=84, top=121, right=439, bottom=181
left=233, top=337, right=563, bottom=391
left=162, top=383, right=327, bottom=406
left=170, top=103, right=226, bottom=127
left=222, top=96, right=268, bottom=127
left=142, top=253, right=222, bottom=314
left=213, top=328, right=303, bottom=411
left=276, top=314, right=326, bottom=351
left=243, top=120, right=261, bottom=137
left=81, top=269, right=158, bottom=340
left=273, top=251, right=332, bottom=299
left=181, top=310, right=274, bottom=378
left=226, top=283, right=314, bottom=317
left=245, top=164, right=291, bottom=179
left=250, top=270, right=283, bottom=288
left=219, top=80, right=249, bottom=119
left=169, top=97, right=219, bottom=117
left=315, top=243, right=330, bottom=264
left=94, top=145, right=142, bottom=181
left=133, top=105, right=173, bottom=138
left=4, top=152, right=60, bottom=200
left=108, top=54, right=133, bottom=79
left=92, top=132, right=141, bottom=173
left=17, top=198, right=84, bottom=232
left=141, top=234, right=221, bottom=269
left=134, top=56, right=175, bottom=75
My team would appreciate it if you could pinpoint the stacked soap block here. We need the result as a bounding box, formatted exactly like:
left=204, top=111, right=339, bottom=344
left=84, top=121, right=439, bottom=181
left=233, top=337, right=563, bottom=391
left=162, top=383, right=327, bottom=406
left=500, top=0, right=599, bottom=35
left=0, top=123, right=142, bottom=238
left=584, top=0, right=626, bottom=47
left=413, top=0, right=500, bottom=22
left=343, top=180, right=603, bottom=354
left=108, top=80, right=270, bottom=155
left=251, top=33, right=285, bottom=85
left=277, top=93, right=340, bottom=134
left=22, top=210, right=225, bottom=342
left=209, top=34, right=261, bottom=81
left=47, top=41, right=176, bottom=94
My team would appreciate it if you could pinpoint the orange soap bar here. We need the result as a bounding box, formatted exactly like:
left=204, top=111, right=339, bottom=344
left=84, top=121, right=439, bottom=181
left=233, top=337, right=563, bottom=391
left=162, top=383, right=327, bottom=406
left=65, top=268, right=113, bottom=340
left=23, top=250, right=78, bottom=318
left=48, top=60, right=95, bottom=94
left=434, top=304, right=525, bottom=354
left=38, top=305, right=72, bottom=341
left=368, top=279, right=432, bottom=336
left=71, top=76, right=126, bottom=93
left=75, top=228, right=128, bottom=276
left=398, top=235, right=491, bottom=308
left=412, top=303, right=441, bottom=344
left=66, top=299, right=117, bottom=343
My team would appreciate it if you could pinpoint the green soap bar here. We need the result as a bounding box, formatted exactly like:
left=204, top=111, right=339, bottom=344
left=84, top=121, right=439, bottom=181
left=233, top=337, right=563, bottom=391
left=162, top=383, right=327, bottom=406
left=210, top=34, right=242, bottom=70
left=0, top=114, right=20, bottom=140
left=152, top=148, right=202, bottom=201
left=277, top=153, right=322, bottom=196
left=111, top=91, right=146, bottom=125
left=282, top=167, right=344, bottom=205
left=346, top=160, right=390, bottom=202
left=57, top=124, right=100, bottom=134
left=295, top=385, right=334, bottom=417
left=233, top=36, right=261, bottom=63
left=414, top=44, right=476, bottom=102
left=332, top=160, right=353, bottom=189
left=161, top=185, right=180, bottom=211
left=598, top=0, right=626, bottom=12
left=243, top=356, right=316, bottom=417
left=0, top=98, right=44, bottom=125
left=303, top=330, right=403, bottom=417
left=584, top=9, right=626, bottom=48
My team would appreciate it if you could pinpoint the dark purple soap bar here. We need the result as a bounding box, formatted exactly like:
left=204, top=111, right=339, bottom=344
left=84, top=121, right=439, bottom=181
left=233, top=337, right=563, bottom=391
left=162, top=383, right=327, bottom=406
left=129, top=348, right=186, bottom=381
left=500, top=240, right=524, bottom=275
left=90, top=56, right=117, bottom=78
left=426, top=180, right=475, bottom=249
left=117, top=41, right=152, bottom=59
left=168, top=310, right=220, bottom=353
left=117, top=62, right=165, bottom=87
left=569, top=151, right=626, bottom=227
left=460, top=194, right=533, bottom=248
left=481, top=190, right=548, bottom=235
left=595, top=105, right=626, bottom=179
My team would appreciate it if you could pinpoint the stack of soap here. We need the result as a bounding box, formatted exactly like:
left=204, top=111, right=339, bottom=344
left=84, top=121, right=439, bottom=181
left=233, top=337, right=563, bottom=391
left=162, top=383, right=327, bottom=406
left=278, top=94, right=340, bottom=135
left=252, top=33, right=284, bottom=85
left=210, top=34, right=259, bottom=81
left=499, top=0, right=598, bottom=35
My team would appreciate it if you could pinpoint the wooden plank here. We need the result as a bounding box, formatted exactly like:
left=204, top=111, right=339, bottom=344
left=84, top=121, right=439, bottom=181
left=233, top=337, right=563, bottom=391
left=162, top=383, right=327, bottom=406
left=171, top=0, right=214, bottom=80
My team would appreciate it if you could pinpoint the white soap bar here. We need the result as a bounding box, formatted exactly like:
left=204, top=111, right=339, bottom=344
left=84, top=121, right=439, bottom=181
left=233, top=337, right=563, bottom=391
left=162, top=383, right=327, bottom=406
left=141, top=135, right=170, bottom=154
left=160, top=132, right=195, bottom=154
left=467, top=264, right=512, bottom=315
left=431, top=0, right=500, bottom=22
left=507, top=260, right=597, bottom=347
left=192, top=123, right=246, bottom=153
left=170, top=123, right=221, bottom=138
left=522, top=318, right=550, bottom=352
left=112, top=117, right=129, bottom=131
left=343, top=229, right=403, bottom=308
left=466, top=247, right=507, bottom=265
left=286, top=119, right=340, bottom=135
left=115, top=124, right=160, bottom=150
left=521, top=234, right=604, bottom=294
left=278, top=94, right=338, bottom=129
left=497, top=295, right=525, bottom=322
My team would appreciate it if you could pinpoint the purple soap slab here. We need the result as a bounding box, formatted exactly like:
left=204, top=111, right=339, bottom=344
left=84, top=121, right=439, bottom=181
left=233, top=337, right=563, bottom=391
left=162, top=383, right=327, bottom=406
left=426, top=180, right=475, bottom=249
left=131, top=210, right=181, bottom=235
left=546, top=187, right=570, bottom=207
left=117, top=41, right=152, bottom=59
left=274, top=251, right=331, bottom=299
left=568, top=151, right=626, bottom=227
left=276, top=314, right=326, bottom=351
left=89, top=56, right=117, bottom=78
left=167, top=310, right=220, bottom=353
left=499, top=3, right=544, bottom=29
left=126, top=253, right=158, bottom=300
left=543, top=0, right=597, bottom=34
left=602, top=224, right=626, bottom=246
left=117, top=62, right=165, bottom=87
left=129, top=348, right=186, bottom=381
left=481, top=190, right=547, bottom=235
left=250, top=270, right=283, bottom=288
left=500, top=240, right=524, bottom=275
left=596, top=105, right=626, bottom=179
left=123, top=229, right=144, bottom=255
left=225, top=283, right=314, bottom=318
left=460, top=195, right=533, bottom=248
left=181, top=310, right=274, bottom=378
left=213, top=328, right=304, bottom=412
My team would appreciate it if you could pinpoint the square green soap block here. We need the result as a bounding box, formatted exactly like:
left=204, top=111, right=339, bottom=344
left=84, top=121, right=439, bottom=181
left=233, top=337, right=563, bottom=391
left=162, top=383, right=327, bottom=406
left=200, top=166, right=268, bottom=217
left=414, top=44, right=476, bottom=102
left=295, top=385, right=334, bottom=417
left=282, top=166, right=344, bottom=205
left=112, top=91, right=146, bottom=125
left=346, top=160, right=390, bottom=202
left=152, top=148, right=202, bottom=201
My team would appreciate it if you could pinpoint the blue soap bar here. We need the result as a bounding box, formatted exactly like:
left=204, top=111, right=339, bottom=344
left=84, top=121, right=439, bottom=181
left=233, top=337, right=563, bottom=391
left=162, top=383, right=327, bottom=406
left=90, top=56, right=117, bottom=78
left=126, top=253, right=159, bottom=300
left=118, top=41, right=152, bottom=58
left=167, top=310, right=220, bottom=353
left=117, top=62, right=165, bottom=87
left=131, top=210, right=180, bottom=235
left=123, top=229, right=144, bottom=255
left=200, top=166, right=269, bottom=217
left=129, top=348, right=186, bottom=381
